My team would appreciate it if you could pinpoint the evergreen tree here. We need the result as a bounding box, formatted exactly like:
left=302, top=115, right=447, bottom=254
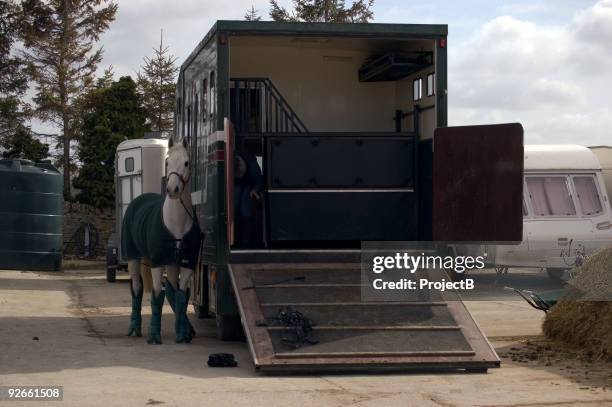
left=1, top=126, right=49, bottom=161
left=19, top=0, right=118, bottom=199
left=244, top=5, right=262, bottom=21
left=73, top=76, right=148, bottom=208
left=269, top=0, right=374, bottom=23
left=137, top=32, right=178, bottom=137
left=0, top=0, right=48, bottom=161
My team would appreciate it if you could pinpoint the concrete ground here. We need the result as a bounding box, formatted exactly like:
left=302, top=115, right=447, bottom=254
left=0, top=268, right=610, bottom=407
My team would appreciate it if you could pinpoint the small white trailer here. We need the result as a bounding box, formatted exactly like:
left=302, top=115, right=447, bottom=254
left=106, top=137, right=168, bottom=282
left=475, top=145, right=612, bottom=280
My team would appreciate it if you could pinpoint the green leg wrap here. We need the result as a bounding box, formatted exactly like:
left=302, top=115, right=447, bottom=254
left=127, top=280, right=143, bottom=337
left=174, top=288, right=192, bottom=343
left=165, top=278, right=196, bottom=338
left=146, top=290, right=165, bottom=345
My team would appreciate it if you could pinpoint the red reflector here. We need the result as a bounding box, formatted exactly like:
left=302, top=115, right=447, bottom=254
left=219, top=35, right=227, bottom=45
left=439, top=38, right=447, bottom=48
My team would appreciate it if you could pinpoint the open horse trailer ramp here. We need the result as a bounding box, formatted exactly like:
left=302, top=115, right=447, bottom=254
left=229, top=257, right=500, bottom=372
left=176, top=21, right=524, bottom=372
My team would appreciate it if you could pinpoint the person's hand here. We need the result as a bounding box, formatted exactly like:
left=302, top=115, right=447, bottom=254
left=250, top=189, right=261, bottom=201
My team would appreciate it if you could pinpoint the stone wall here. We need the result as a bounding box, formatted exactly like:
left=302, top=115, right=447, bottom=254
left=63, top=202, right=115, bottom=259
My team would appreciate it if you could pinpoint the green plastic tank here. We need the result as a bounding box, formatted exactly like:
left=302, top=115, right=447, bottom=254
left=0, top=159, right=63, bottom=271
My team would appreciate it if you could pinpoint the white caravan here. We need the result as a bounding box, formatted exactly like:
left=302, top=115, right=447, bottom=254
left=484, top=145, right=612, bottom=280
left=106, top=137, right=168, bottom=282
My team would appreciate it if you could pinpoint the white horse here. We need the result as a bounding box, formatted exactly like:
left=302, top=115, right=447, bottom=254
left=122, top=136, right=201, bottom=344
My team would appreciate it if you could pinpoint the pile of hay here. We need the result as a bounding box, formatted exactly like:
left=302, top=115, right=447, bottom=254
left=542, top=247, right=612, bottom=362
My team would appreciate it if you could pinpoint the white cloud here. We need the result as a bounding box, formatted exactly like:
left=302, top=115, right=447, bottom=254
left=449, top=0, right=612, bottom=145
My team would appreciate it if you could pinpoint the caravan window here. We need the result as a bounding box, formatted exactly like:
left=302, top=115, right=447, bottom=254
left=573, top=176, right=603, bottom=215
left=526, top=176, right=576, bottom=216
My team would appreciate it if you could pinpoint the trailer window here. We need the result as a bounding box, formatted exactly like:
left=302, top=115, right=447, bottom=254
left=413, top=78, right=422, bottom=101
left=125, top=157, right=134, bottom=173
left=209, top=71, right=215, bottom=119
left=427, top=73, right=435, bottom=96
left=526, top=176, right=576, bottom=216
left=202, top=78, right=207, bottom=122
left=573, top=176, right=603, bottom=215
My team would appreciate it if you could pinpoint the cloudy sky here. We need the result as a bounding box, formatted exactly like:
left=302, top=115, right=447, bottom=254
left=34, top=0, right=612, bottom=146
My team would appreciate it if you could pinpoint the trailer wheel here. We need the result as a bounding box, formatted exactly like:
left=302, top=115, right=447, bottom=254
left=546, top=268, right=565, bottom=281
left=216, top=314, right=244, bottom=341
left=106, top=244, right=118, bottom=283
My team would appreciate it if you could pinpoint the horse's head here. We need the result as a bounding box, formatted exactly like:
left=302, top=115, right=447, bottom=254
left=165, top=136, right=190, bottom=199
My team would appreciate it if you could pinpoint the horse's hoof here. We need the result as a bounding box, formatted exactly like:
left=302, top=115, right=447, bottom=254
left=147, top=336, right=162, bottom=345
left=127, top=328, right=142, bottom=337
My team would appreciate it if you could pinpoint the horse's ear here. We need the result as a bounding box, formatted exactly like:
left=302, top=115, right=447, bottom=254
left=168, top=137, right=174, bottom=149
left=182, top=138, right=188, bottom=149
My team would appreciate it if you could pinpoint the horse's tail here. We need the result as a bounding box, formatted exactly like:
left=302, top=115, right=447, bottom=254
left=141, top=259, right=153, bottom=293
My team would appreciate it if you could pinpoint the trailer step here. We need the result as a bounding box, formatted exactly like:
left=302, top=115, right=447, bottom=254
left=229, top=262, right=500, bottom=372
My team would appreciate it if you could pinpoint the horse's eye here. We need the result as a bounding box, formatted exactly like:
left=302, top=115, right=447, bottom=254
left=184, top=161, right=189, bottom=167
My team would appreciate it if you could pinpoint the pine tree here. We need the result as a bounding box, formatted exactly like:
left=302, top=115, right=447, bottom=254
left=0, top=0, right=48, bottom=161
left=1, top=126, right=49, bottom=161
left=137, top=31, right=178, bottom=137
left=269, top=0, right=374, bottom=23
left=19, top=0, right=118, bottom=199
left=73, top=76, right=148, bottom=208
left=245, top=5, right=262, bottom=21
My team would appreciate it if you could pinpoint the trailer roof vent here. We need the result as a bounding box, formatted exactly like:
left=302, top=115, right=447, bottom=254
left=359, top=52, right=433, bottom=82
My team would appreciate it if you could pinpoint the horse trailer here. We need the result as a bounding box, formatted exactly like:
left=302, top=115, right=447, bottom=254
left=459, top=145, right=612, bottom=280
left=176, top=20, right=524, bottom=372
left=106, top=137, right=168, bottom=282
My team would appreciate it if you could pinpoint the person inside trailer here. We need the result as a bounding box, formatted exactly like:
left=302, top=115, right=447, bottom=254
left=234, top=144, right=264, bottom=248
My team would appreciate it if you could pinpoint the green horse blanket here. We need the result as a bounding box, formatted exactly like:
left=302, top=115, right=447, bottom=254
left=121, top=193, right=201, bottom=269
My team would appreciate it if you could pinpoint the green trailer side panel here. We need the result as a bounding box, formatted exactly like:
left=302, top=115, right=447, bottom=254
left=0, top=159, right=63, bottom=271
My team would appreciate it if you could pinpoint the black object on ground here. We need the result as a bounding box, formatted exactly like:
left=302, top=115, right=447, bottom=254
left=207, top=353, right=238, bottom=367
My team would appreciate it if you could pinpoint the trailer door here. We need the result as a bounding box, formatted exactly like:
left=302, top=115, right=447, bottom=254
left=117, top=147, right=143, bottom=215
left=432, top=123, right=523, bottom=242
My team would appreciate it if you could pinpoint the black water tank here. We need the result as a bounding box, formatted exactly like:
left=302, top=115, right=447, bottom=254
left=0, top=159, right=63, bottom=271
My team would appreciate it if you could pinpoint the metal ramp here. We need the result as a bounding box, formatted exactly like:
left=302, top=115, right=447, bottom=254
left=229, top=261, right=500, bottom=372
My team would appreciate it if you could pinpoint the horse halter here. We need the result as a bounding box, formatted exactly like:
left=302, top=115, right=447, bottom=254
left=166, top=169, right=195, bottom=223
left=167, top=171, right=190, bottom=188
